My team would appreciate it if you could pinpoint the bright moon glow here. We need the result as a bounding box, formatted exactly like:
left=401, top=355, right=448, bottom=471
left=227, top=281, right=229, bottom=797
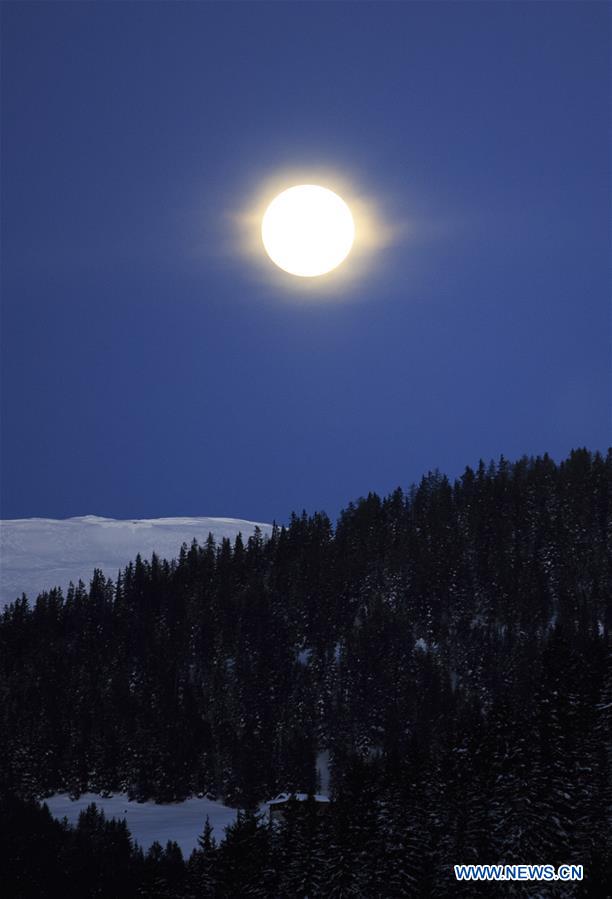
left=261, top=185, right=355, bottom=277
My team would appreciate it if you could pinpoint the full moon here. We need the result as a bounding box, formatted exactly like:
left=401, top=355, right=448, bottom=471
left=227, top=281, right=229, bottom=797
left=261, top=185, right=355, bottom=277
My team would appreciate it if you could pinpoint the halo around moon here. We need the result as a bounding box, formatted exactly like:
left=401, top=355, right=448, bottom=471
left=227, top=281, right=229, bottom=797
left=261, top=184, right=355, bottom=277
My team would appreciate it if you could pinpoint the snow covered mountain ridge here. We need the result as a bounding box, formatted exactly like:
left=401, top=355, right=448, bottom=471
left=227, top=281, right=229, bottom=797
left=0, top=515, right=273, bottom=607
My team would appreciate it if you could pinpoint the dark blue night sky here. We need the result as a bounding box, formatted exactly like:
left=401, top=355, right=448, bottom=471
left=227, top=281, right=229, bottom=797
left=1, top=2, right=609, bottom=524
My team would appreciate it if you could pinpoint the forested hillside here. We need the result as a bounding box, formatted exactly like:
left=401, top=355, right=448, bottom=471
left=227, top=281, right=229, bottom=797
left=1, top=449, right=611, bottom=895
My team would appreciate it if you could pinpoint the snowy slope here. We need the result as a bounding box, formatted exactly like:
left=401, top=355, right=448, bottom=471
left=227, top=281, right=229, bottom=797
left=0, top=515, right=272, bottom=607
left=44, top=787, right=332, bottom=856
left=43, top=793, right=238, bottom=856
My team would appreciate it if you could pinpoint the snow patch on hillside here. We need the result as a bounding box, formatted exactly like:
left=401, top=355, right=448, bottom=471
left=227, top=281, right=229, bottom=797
left=1, top=515, right=273, bottom=607
left=316, top=750, right=331, bottom=795
left=43, top=793, right=238, bottom=857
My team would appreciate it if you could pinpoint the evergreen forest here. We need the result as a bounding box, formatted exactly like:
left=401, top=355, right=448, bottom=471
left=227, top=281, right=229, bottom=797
left=1, top=449, right=611, bottom=896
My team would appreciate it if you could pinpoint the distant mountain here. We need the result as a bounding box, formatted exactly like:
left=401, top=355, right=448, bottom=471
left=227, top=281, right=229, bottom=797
left=0, top=515, right=273, bottom=606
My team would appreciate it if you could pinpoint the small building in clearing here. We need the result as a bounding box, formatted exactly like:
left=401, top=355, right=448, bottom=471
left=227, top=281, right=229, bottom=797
left=267, top=792, right=330, bottom=824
